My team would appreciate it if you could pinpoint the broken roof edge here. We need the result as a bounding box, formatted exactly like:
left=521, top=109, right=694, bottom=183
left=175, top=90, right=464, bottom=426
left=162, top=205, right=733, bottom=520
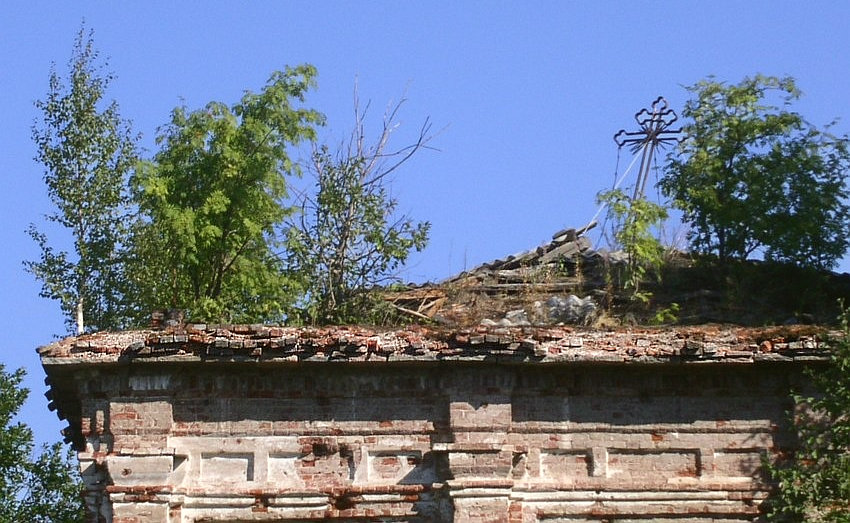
left=38, top=323, right=834, bottom=366
left=436, top=221, right=599, bottom=285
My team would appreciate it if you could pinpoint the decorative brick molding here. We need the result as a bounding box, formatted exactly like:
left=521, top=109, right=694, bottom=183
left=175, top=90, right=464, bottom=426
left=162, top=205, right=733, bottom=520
left=40, top=325, right=825, bottom=522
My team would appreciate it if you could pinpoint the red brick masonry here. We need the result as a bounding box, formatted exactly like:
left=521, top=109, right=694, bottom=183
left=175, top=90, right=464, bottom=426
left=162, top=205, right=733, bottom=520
left=40, top=324, right=828, bottom=522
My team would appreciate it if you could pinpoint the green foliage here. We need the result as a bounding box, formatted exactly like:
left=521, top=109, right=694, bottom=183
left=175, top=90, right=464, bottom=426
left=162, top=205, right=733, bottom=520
left=661, top=75, right=850, bottom=270
left=27, top=27, right=139, bottom=334
left=130, top=66, right=324, bottom=323
left=650, top=302, right=680, bottom=325
left=766, top=304, right=850, bottom=521
left=597, top=188, right=668, bottom=298
left=0, top=366, right=84, bottom=522
left=286, top=98, right=431, bottom=324
left=29, top=35, right=429, bottom=327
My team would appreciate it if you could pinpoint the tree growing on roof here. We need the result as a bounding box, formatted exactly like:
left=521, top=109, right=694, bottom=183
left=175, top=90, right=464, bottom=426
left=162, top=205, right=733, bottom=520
left=660, top=75, right=850, bottom=270
left=129, top=66, right=324, bottom=323
left=285, top=94, right=432, bottom=324
left=596, top=188, right=668, bottom=302
left=0, top=365, right=84, bottom=522
left=27, top=27, right=139, bottom=334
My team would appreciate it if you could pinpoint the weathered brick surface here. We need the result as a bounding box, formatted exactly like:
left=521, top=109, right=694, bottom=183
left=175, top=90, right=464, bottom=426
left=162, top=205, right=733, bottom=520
left=41, top=327, right=820, bottom=522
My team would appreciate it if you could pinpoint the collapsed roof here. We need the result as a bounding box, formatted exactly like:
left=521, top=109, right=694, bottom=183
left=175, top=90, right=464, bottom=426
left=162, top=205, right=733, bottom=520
left=385, top=221, right=850, bottom=328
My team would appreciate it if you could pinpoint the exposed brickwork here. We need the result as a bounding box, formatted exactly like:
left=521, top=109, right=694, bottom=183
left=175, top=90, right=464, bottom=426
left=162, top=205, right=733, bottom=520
left=38, top=323, right=830, bottom=363
left=40, top=326, right=824, bottom=522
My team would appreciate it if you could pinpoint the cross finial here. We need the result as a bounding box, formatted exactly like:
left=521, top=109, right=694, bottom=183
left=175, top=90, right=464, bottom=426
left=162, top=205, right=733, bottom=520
left=613, top=97, right=682, bottom=200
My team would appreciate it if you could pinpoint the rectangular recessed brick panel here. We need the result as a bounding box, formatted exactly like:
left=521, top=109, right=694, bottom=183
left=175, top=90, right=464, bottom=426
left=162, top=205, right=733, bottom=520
left=201, top=453, right=254, bottom=483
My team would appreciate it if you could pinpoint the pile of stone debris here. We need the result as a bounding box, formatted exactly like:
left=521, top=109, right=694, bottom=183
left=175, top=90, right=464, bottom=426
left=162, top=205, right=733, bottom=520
left=384, top=221, right=623, bottom=328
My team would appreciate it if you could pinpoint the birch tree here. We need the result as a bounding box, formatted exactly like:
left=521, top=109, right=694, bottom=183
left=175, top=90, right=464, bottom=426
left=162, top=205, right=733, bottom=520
left=28, top=27, right=138, bottom=334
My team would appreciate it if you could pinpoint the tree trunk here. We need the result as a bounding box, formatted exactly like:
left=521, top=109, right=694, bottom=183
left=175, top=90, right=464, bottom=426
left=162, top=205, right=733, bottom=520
left=75, top=299, right=85, bottom=335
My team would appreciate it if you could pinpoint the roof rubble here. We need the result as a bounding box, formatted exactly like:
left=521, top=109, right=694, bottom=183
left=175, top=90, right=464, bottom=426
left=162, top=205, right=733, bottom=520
left=384, top=221, right=622, bottom=327
left=385, top=220, right=850, bottom=328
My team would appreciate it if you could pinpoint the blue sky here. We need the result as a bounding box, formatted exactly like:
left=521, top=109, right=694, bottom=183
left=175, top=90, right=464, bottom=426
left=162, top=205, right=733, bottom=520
left=3, top=1, right=850, bottom=446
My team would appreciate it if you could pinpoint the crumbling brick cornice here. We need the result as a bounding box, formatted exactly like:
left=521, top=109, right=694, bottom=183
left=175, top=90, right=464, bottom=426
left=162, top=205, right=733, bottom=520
left=38, top=323, right=833, bottom=366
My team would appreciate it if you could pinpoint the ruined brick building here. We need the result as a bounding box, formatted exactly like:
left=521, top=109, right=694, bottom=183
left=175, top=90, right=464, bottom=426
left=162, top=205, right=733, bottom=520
left=40, top=227, right=836, bottom=522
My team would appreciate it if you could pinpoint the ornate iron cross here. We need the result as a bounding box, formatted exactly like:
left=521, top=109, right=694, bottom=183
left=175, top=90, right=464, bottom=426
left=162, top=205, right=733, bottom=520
left=613, top=96, right=681, bottom=200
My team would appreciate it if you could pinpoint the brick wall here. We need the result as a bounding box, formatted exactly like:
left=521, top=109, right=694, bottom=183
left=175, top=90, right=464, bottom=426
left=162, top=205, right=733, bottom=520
left=48, top=360, right=804, bottom=522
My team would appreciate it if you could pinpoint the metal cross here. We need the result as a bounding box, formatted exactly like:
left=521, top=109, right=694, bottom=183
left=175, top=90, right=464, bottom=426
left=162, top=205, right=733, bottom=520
left=613, top=96, right=682, bottom=200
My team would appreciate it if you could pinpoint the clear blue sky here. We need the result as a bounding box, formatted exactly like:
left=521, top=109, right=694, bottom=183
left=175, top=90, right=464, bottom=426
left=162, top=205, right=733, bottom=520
left=3, top=1, right=850, bottom=446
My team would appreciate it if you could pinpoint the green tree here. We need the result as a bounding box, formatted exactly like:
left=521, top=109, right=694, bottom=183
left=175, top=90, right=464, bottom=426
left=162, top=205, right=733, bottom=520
left=130, top=66, right=324, bottom=323
left=0, top=365, right=84, bottom=522
left=597, top=189, right=668, bottom=301
left=660, top=75, right=850, bottom=270
left=766, top=307, right=850, bottom=521
left=286, top=97, right=431, bottom=324
left=28, top=27, right=139, bottom=334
